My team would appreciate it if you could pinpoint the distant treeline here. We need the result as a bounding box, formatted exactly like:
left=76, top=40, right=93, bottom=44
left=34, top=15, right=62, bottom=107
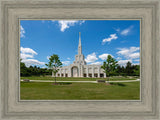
left=112, top=62, right=140, bottom=76
left=20, top=61, right=140, bottom=77
left=20, top=62, right=52, bottom=77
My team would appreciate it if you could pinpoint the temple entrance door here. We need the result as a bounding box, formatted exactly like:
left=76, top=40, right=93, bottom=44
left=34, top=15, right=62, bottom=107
left=72, top=66, right=78, bottom=77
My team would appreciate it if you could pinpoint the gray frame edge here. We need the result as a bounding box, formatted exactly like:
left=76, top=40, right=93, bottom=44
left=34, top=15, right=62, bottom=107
left=0, top=0, right=160, bottom=120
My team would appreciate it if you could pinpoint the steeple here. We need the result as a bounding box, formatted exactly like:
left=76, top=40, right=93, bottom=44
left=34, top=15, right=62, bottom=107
left=78, top=32, right=82, bottom=55
left=73, top=32, right=86, bottom=65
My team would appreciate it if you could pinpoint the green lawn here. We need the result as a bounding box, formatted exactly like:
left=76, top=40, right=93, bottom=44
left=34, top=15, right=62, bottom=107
left=21, top=76, right=139, bottom=81
left=20, top=81, right=140, bottom=100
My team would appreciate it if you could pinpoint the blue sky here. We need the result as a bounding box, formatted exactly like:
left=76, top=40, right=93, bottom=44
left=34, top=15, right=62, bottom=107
left=20, top=20, right=140, bottom=67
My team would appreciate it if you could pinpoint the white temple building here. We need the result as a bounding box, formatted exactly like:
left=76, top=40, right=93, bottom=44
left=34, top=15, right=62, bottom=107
left=54, top=32, right=106, bottom=78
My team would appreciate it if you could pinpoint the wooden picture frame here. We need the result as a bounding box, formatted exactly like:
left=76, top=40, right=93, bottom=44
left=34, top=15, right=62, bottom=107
left=0, top=0, right=159, bottom=119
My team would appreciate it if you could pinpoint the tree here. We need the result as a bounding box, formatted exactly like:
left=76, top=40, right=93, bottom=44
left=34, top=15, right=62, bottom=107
left=125, top=61, right=134, bottom=76
left=45, top=54, right=62, bottom=84
left=101, top=55, right=118, bottom=83
left=116, top=65, right=122, bottom=75
left=20, top=59, right=30, bottom=76
left=133, top=65, right=140, bottom=76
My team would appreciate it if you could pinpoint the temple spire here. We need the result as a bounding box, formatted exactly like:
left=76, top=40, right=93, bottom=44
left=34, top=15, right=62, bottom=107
left=78, top=32, right=82, bottom=55
left=79, top=32, right=81, bottom=46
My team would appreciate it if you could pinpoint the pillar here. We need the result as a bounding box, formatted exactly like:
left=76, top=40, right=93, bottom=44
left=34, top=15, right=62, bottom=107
left=87, top=67, right=89, bottom=77
left=64, top=69, right=66, bottom=77
left=69, top=66, right=72, bottom=77
left=104, top=73, right=106, bottom=78
left=81, top=65, right=83, bottom=77
left=60, top=68, right=62, bottom=77
left=98, top=67, right=100, bottom=78
left=92, top=66, right=94, bottom=78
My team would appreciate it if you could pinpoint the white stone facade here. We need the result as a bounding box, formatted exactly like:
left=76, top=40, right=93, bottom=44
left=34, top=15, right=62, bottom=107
left=54, top=32, right=106, bottom=78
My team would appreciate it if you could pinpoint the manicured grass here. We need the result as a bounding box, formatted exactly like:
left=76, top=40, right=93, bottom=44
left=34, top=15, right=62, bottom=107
left=20, top=81, right=140, bottom=100
left=21, top=76, right=139, bottom=81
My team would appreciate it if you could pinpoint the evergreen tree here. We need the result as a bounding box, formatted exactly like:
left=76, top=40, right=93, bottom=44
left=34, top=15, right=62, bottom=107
left=133, top=65, right=140, bottom=76
left=101, top=55, right=118, bottom=83
left=125, top=61, right=134, bottom=76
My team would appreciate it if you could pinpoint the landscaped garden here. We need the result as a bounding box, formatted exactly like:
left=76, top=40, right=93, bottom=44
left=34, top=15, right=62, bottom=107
left=21, top=76, right=139, bottom=81
left=20, top=54, right=140, bottom=100
left=20, top=77, right=140, bottom=100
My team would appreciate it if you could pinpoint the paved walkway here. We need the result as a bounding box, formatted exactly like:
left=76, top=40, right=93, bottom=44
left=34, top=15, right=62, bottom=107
left=21, top=79, right=140, bottom=83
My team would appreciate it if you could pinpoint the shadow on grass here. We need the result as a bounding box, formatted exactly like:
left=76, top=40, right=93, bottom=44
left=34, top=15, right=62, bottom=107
left=21, top=81, right=31, bottom=84
left=110, top=82, right=126, bottom=87
left=52, top=82, right=72, bottom=85
left=21, top=81, right=72, bottom=85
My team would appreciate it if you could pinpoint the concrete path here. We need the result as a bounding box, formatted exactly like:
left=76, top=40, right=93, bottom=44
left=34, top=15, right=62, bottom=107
left=21, top=79, right=140, bottom=83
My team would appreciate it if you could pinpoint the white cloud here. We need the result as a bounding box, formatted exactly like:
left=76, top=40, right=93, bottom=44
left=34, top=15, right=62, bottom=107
left=117, top=47, right=140, bottom=66
left=134, top=59, right=140, bottom=62
left=20, top=25, right=25, bottom=38
left=129, top=52, right=140, bottom=59
left=129, top=47, right=140, bottom=52
left=47, top=56, right=50, bottom=60
left=20, top=47, right=37, bottom=55
left=116, top=28, right=120, bottom=32
left=116, top=57, right=122, bottom=60
left=132, top=63, right=140, bottom=65
left=117, top=47, right=140, bottom=59
left=118, top=60, right=132, bottom=66
left=67, top=57, right=71, bottom=60
left=102, top=34, right=118, bottom=44
left=20, top=47, right=45, bottom=67
left=90, top=61, right=102, bottom=65
left=62, top=61, right=71, bottom=66
left=85, top=52, right=98, bottom=63
left=120, top=25, right=133, bottom=36
left=54, top=20, right=85, bottom=32
left=21, top=59, right=45, bottom=67
left=99, top=54, right=113, bottom=60
left=79, top=20, right=85, bottom=25
left=20, top=53, right=34, bottom=59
